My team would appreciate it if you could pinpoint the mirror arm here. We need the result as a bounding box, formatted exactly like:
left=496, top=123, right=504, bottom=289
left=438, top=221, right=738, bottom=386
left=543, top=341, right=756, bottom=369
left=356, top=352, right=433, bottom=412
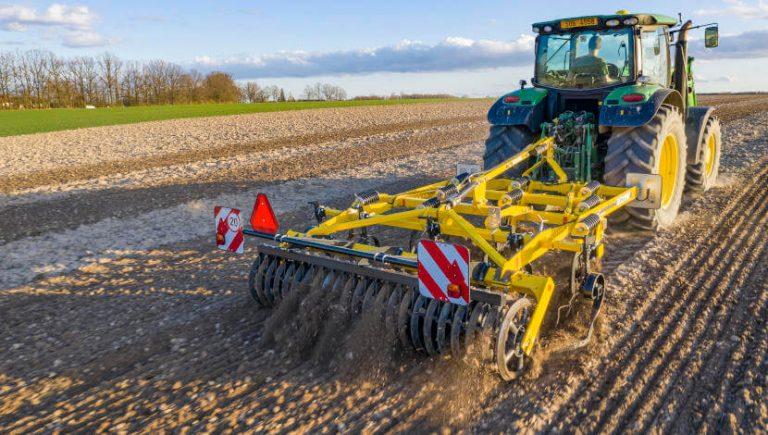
left=670, top=22, right=718, bottom=35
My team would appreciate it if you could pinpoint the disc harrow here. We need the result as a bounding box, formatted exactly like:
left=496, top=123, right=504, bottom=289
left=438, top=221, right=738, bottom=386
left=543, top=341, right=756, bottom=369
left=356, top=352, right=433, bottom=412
left=216, top=135, right=658, bottom=380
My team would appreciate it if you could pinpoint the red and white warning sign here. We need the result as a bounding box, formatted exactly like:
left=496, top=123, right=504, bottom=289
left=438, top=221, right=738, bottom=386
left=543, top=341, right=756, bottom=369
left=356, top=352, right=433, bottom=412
left=214, top=206, right=244, bottom=253
left=417, top=240, right=470, bottom=305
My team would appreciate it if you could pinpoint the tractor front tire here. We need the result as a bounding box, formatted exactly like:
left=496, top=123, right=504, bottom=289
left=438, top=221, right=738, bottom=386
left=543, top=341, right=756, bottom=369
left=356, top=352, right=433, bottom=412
left=483, top=125, right=534, bottom=175
left=604, top=104, right=687, bottom=230
left=685, top=116, right=722, bottom=193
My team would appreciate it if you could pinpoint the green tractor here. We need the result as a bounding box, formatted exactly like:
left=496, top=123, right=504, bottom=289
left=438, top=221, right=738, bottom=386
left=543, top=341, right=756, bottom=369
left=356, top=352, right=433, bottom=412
left=484, top=11, right=722, bottom=230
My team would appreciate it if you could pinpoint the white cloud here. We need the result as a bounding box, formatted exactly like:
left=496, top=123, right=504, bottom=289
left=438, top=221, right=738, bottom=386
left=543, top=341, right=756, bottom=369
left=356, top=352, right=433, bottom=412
left=62, top=30, right=106, bottom=48
left=695, top=0, right=768, bottom=19
left=0, top=3, right=108, bottom=48
left=0, top=3, right=95, bottom=28
left=192, top=35, right=536, bottom=79
left=690, top=30, right=768, bottom=59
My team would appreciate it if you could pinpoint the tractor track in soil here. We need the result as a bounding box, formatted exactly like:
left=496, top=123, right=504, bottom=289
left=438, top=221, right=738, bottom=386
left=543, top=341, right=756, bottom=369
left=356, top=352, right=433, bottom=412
left=542, top=163, right=768, bottom=433
left=1, top=97, right=767, bottom=432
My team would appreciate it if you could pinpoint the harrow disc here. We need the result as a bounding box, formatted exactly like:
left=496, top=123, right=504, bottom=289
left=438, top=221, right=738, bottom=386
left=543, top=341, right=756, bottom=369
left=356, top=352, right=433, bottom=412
left=249, top=248, right=540, bottom=380
left=422, top=299, right=442, bottom=355
left=435, top=302, right=454, bottom=354
left=450, top=305, right=469, bottom=359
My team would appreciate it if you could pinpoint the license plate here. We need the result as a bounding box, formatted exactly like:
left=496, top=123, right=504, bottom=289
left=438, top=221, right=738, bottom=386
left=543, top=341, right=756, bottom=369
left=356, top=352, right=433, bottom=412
left=561, top=17, right=598, bottom=29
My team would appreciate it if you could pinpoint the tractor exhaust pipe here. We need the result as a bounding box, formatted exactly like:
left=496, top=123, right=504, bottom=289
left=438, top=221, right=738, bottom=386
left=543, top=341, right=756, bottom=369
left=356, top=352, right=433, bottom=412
left=673, top=20, right=693, bottom=108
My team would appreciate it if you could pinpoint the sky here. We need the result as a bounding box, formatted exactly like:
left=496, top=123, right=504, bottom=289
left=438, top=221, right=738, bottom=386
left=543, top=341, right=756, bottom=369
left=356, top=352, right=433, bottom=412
left=1, top=0, right=767, bottom=97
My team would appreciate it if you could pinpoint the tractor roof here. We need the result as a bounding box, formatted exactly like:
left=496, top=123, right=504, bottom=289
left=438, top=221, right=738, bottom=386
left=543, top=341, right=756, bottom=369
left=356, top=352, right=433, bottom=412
left=532, top=12, right=678, bottom=33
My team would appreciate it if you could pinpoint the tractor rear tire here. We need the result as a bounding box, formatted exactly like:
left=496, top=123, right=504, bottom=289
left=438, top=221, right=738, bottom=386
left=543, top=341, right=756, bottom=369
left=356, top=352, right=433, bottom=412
left=483, top=125, right=534, bottom=175
left=604, top=104, right=687, bottom=230
left=685, top=116, right=722, bottom=193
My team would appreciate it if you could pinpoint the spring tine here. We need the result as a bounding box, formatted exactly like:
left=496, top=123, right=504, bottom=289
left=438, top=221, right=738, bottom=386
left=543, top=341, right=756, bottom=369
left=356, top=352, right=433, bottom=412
left=254, top=254, right=273, bottom=307
left=247, top=253, right=266, bottom=306
left=450, top=305, right=468, bottom=359
left=361, top=280, right=380, bottom=313
left=422, top=299, right=441, bottom=356
left=350, top=278, right=368, bottom=315
left=397, top=289, right=416, bottom=349
left=409, top=294, right=428, bottom=352
left=436, top=302, right=454, bottom=354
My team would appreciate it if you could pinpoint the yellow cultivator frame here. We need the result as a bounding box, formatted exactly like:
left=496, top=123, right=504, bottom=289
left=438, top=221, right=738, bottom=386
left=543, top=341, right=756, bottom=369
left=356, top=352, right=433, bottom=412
left=239, top=135, right=644, bottom=379
left=270, top=138, right=635, bottom=353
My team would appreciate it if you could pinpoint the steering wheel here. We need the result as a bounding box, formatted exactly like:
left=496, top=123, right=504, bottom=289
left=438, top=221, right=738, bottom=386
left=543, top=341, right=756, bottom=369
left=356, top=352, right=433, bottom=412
left=606, top=64, right=620, bottom=79
left=573, top=72, right=602, bottom=85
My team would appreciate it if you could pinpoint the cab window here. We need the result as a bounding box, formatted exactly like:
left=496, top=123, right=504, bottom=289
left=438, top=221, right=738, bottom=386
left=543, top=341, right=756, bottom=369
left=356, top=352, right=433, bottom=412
left=640, top=28, right=669, bottom=86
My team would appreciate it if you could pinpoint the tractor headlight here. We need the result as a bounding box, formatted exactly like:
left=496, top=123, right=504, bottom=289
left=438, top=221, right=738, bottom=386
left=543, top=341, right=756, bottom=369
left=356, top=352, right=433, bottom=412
left=623, top=17, right=639, bottom=25
left=532, top=26, right=540, bottom=33
left=606, top=19, right=620, bottom=27
left=543, top=25, right=553, bottom=33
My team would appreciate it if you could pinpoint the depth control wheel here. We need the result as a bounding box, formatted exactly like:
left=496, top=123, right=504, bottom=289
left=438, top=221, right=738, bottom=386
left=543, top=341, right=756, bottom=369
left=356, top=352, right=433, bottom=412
left=495, top=297, right=532, bottom=381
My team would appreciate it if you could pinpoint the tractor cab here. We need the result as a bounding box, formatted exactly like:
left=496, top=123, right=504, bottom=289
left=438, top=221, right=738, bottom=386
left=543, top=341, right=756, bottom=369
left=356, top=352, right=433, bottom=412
left=530, top=12, right=678, bottom=118
left=485, top=10, right=721, bottom=230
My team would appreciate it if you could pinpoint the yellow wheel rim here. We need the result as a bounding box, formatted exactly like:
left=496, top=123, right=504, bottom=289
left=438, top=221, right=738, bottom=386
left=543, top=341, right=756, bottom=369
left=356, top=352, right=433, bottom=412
left=659, top=134, right=679, bottom=207
left=704, top=133, right=716, bottom=177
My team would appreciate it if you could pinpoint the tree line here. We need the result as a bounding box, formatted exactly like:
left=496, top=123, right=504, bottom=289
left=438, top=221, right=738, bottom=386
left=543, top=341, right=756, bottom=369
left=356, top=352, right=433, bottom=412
left=0, top=50, right=350, bottom=109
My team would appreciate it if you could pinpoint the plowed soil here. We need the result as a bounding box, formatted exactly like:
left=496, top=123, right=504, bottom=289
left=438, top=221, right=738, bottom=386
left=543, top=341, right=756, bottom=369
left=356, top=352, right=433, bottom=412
left=1, top=94, right=767, bottom=433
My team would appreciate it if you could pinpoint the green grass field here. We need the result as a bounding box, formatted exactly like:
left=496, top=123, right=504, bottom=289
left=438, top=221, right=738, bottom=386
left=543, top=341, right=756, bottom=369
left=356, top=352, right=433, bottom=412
left=0, top=98, right=474, bottom=137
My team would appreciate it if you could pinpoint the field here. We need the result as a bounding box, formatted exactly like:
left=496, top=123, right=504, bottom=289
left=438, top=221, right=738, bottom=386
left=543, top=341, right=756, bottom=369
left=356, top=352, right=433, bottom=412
left=1, top=95, right=767, bottom=432
left=0, top=98, right=468, bottom=137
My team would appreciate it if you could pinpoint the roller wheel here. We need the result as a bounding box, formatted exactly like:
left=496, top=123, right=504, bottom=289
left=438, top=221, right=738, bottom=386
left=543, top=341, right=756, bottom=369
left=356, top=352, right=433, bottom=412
left=482, top=125, right=534, bottom=176
left=495, top=298, right=532, bottom=381
left=685, top=116, right=722, bottom=193
left=604, top=104, right=687, bottom=230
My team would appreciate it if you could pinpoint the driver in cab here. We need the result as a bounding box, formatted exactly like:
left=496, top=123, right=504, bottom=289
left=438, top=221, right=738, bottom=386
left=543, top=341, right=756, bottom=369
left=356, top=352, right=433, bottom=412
left=569, top=35, right=614, bottom=85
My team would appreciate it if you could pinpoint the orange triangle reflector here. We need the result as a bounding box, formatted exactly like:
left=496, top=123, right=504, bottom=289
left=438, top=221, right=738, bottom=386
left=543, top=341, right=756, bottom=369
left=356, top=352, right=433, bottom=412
left=250, top=193, right=279, bottom=234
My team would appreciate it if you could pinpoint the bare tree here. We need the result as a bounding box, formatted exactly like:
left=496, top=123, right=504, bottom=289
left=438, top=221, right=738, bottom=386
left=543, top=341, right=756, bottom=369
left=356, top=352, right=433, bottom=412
left=98, top=52, right=122, bottom=105
left=243, top=81, right=265, bottom=103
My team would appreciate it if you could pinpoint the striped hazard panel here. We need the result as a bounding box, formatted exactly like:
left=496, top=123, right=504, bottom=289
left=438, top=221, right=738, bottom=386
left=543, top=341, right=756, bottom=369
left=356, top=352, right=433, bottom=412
left=417, top=240, right=470, bottom=306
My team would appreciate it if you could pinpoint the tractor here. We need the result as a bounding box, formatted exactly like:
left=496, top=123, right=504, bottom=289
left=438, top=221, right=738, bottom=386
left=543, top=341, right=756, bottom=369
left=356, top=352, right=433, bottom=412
left=215, top=11, right=722, bottom=380
left=484, top=11, right=722, bottom=229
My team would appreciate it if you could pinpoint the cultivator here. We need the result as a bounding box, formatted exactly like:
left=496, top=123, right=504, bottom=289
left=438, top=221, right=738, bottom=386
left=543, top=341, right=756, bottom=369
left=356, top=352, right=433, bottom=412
left=215, top=131, right=661, bottom=380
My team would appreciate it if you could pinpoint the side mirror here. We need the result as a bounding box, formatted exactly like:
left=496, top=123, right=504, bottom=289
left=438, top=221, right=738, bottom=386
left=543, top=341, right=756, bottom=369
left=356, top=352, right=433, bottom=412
left=520, top=79, right=527, bottom=89
left=705, top=26, right=719, bottom=48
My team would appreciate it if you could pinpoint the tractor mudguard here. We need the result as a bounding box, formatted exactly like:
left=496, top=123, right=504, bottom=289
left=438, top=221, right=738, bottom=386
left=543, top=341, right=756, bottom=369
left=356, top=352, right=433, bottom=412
left=487, top=88, right=548, bottom=132
left=685, top=106, right=715, bottom=164
left=599, top=87, right=684, bottom=128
